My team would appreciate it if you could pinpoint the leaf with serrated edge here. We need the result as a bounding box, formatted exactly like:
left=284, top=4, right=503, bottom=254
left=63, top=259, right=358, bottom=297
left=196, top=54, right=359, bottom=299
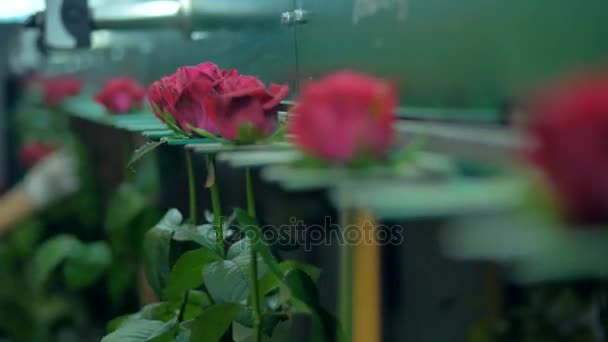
left=231, top=213, right=336, bottom=342
left=146, top=318, right=177, bottom=342
left=190, top=303, right=243, bottom=341
left=163, top=248, right=220, bottom=302
left=258, top=261, right=321, bottom=297
left=203, top=257, right=249, bottom=303
left=203, top=253, right=267, bottom=303
left=173, top=224, right=218, bottom=253
left=128, top=140, right=167, bottom=171
left=284, top=270, right=338, bottom=342
left=226, top=238, right=250, bottom=259
left=235, top=209, right=283, bottom=279
left=204, top=210, right=214, bottom=224
left=101, top=319, right=165, bottom=342
left=143, top=224, right=174, bottom=298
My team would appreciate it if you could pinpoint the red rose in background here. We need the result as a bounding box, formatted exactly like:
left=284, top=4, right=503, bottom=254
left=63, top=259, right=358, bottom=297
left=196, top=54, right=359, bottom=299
left=43, top=76, right=81, bottom=108
left=148, top=62, right=288, bottom=142
left=95, top=77, right=146, bottom=114
left=289, top=71, right=397, bottom=163
left=20, top=141, right=58, bottom=168
left=214, top=75, right=288, bottom=143
left=148, top=62, right=225, bottom=134
left=528, top=72, right=608, bottom=224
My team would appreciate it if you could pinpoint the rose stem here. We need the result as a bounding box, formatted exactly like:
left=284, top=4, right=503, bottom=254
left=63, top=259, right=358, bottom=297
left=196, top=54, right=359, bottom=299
left=338, top=208, right=353, bottom=342
left=246, top=168, right=256, bottom=218
left=206, top=154, right=224, bottom=257
left=123, top=138, right=135, bottom=183
left=185, top=149, right=197, bottom=225
left=177, top=290, right=190, bottom=323
left=246, top=167, right=262, bottom=342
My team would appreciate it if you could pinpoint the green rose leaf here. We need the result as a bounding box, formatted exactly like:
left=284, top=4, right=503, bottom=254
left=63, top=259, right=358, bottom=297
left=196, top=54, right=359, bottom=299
left=281, top=261, right=320, bottom=283
left=128, top=140, right=167, bottom=171
left=143, top=209, right=182, bottom=297
left=258, top=261, right=321, bottom=298
left=146, top=318, right=178, bottom=342
left=163, top=248, right=220, bottom=303
left=138, top=302, right=175, bottom=321
left=30, top=235, right=81, bottom=290
left=180, top=290, right=212, bottom=321
left=151, top=103, right=187, bottom=136
left=173, top=224, right=218, bottom=253
left=233, top=209, right=338, bottom=338
left=226, top=238, right=250, bottom=259
left=104, top=183, right=147, bottom=233
left=189, top=125, right=228, bottom=144
left=234, top=209, right=283, bottom=279
left=388, top=135, right=426, bottom=166
left=175, top=330, right=190, bottom=342
left=107, top=314, right=133, bottom=334
left=284, top=269, right=339, bottom=342
left=10, top=218, right=43, bottom=258
left=283, top=269, right=319, bottom=313
left=262, top=124, right=287, bottom=144
left=106, top=302, right=175, bottom=334
left=108, top=260, right=134, bottom=307
left=101, top=319, right=168, bottom=342
left=190, top=303, right=243, bottom=342
left=204, top=254, right=258, bottom=303
left=235, top=122, right=265, bottom=145
left=203, top=244, right=268, bottom=303
left=63, top=241, right=112, bottom=290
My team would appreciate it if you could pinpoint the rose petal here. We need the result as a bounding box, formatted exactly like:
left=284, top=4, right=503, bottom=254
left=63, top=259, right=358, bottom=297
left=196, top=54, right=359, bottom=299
left=262, top=83, right=289, bottom=110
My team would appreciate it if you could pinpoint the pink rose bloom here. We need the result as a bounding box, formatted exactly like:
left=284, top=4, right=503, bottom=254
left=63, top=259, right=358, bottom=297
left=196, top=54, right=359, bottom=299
left=289, top=71, right=397, bottom=163
left=43, top=76, right=81, bottom=108
left=213, top=75, right=288, bottom=143
left=528, top=72, right=608, bottom=224
left=148, top=62, right=289, bottom=142
left=20, top=141, right=58, bottom=168
left=148, top=62, right=226, bottom=134
left=95, top=77, right=146, bottom=114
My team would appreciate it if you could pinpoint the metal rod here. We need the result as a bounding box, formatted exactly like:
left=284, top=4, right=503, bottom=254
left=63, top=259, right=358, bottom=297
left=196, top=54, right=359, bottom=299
left=92, top=0, right=289, bottom=33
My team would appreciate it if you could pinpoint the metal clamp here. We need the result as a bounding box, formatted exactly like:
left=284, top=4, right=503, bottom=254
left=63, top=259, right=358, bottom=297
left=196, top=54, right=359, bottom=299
left=280, top=9, right=308, bottom=26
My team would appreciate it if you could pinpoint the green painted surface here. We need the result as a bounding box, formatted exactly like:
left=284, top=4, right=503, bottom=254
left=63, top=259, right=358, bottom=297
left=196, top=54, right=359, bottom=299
left=296, top=0, right=608, bottom=108
left=398, top=107, right=500, bottom=123
left=167, top=138, right=216, bottom=146
left=60, top=0, right=608, bottom=122
left=142, top=130, right=176, bottom=139
left=330, top=177, right=525, bottom=219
